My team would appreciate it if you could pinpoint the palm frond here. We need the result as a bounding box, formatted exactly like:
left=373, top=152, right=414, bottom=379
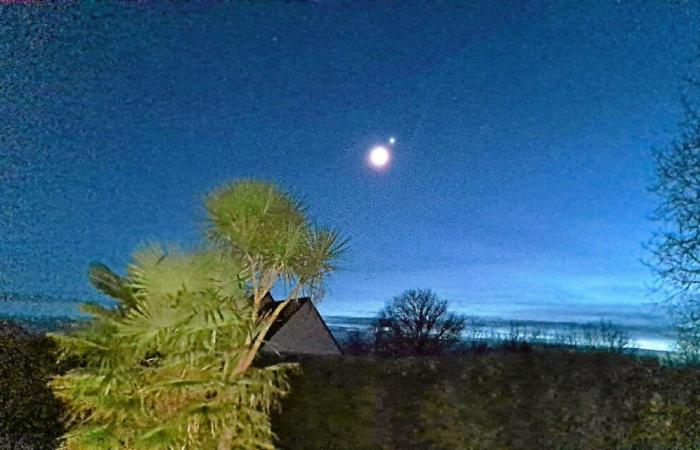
left=89, top=262, right=136, bottom=310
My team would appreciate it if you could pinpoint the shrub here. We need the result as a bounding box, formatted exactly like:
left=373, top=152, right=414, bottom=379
left=0, top=322, right=64, bottom=450
left=339, top=329, right=374, bottom=355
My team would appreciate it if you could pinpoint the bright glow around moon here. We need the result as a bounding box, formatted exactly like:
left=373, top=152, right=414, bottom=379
left=369, top=145, right=390, bottom=168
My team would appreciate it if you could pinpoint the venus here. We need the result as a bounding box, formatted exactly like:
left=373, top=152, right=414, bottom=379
left=369, top=145, right=390, bottom=168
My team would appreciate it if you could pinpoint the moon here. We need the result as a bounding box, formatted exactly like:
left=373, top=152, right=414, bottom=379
left=369, top=145, right=390, bottom=168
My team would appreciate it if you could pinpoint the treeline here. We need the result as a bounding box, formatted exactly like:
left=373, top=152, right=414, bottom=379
left=463, top=318, right=635, bottom=353
left=337, top=288, right=646, bottom=358
left=340, top=318, right=638, bottom=356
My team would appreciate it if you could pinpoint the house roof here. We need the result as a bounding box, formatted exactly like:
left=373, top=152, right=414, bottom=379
left=261, top=293, right=342, bottom=354
left=261, top=293, right=312, bottom=336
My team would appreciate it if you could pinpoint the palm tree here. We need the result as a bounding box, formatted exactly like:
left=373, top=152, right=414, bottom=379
left=50, top=180, right=346, bottom=450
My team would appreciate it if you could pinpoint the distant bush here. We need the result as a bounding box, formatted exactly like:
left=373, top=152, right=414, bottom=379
left=0, top=322, right=64, bottom=450
left=339, top=328, right=374, bottom=355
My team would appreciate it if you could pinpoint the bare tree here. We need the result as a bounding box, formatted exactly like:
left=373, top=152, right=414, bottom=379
left=373, top=289, right=466, bottom=356
left=650, top=55, right=700, bottom=363
left=580, top=320, right=631, bottom=353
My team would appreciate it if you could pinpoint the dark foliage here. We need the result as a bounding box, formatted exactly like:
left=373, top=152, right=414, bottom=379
left=3, top=329, right=700, bottom=449
left=273, top=351, right=700, bottom=450
left=373, top=289, right=466, bottom=357
left=339, top=329, right=374, bottom=355
left=0, top=321, right=64, bottom=450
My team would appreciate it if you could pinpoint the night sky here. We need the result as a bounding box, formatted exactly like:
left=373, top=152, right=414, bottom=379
left=2, top=1, right=700, bottom=324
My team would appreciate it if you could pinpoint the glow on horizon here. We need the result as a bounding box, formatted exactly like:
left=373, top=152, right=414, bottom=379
left=321, top=314, right=676, bottom=353
left=634, top=338, right=674, bottom=352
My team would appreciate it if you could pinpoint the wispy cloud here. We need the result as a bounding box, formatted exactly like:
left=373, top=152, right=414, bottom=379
left=320, top=256, right=657, bottom=319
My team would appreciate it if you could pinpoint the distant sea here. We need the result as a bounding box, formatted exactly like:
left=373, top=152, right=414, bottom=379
left=0, top=292, right=679, bottom=352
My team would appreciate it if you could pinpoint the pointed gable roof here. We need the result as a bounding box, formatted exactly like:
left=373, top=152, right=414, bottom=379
left=261, top=293, right=341, bottom=355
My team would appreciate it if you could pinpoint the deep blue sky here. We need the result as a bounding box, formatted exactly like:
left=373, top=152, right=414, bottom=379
left=2, top=1, right=700, bottom=320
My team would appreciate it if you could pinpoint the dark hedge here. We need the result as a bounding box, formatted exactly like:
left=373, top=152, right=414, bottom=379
left=0, top=324, right=64, bottom=450
left=273, top=351, right=700, bottom=450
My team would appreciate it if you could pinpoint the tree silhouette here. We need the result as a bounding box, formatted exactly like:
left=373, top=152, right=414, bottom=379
left=650, top=57, right=700, bottom=363
left=374, top=289, right=466, bottom=356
